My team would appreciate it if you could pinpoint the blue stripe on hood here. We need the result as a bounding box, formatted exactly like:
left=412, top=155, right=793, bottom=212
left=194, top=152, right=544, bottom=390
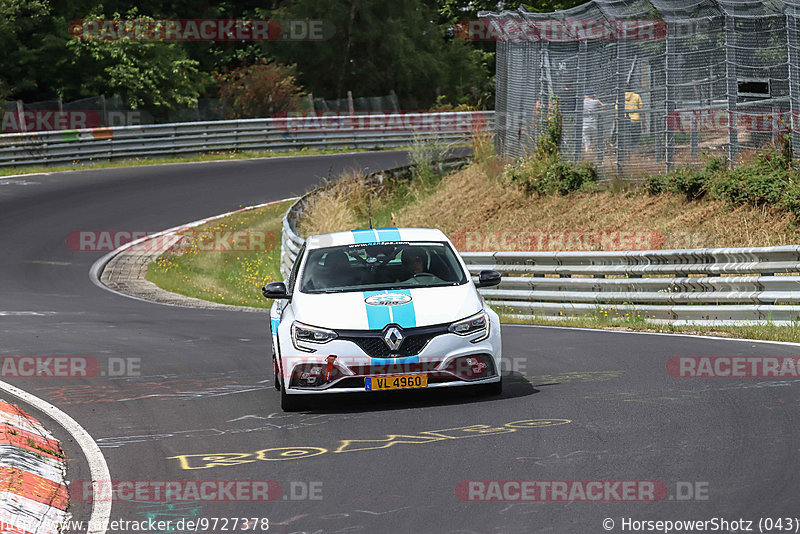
left=362, top=289, right=419, bottom=363
left=362, top=289, right=416, bottom=329
left=362, top=290, right=392, bottom=330
left=388, top=288, right=416, bottom=328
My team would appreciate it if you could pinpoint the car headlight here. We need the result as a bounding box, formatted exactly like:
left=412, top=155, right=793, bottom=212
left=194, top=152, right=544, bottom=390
left=448, top=311, right=490, bottom=342
left=291, top=321, right=337, bottom=352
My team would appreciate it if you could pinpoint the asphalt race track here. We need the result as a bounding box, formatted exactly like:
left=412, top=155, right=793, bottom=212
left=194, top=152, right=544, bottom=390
left=1, top=151, right=799, bottom=534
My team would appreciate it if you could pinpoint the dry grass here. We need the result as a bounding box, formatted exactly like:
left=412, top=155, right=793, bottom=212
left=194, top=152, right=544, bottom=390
left=294, top=128, right=800, bottom=249
left=394, top=163, right=800, bottom=248
left=296, top=170, right=374, bottom=237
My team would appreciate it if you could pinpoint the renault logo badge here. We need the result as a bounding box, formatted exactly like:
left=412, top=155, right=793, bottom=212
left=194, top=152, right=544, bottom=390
left=383, top=326, right=404, bottom=351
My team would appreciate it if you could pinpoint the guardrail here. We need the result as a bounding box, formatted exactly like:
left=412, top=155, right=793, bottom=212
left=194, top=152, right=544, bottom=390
left=460, top=248, right=800, bottom=325
left=281, top=177, right=800, bottom=324
left=0, top=111, right=493, bottom=168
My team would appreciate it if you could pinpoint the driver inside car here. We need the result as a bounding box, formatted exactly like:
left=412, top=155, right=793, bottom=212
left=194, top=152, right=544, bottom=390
left=400, top=246, right=427, bottom=278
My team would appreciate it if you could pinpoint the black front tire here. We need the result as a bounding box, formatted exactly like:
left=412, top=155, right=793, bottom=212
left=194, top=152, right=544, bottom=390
left=272, top=354, right=281, bottom=391
left=281, top=386, right=307, bottom=412
left=475, top=378, right=503, bottom=397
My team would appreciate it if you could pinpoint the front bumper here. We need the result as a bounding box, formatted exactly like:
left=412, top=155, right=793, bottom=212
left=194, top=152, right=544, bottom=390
left=279, top=320, right=502, bottom=395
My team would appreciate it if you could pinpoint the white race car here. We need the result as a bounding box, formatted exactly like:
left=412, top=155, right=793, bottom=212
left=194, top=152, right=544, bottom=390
left=263, top=228, right=502, bottom=411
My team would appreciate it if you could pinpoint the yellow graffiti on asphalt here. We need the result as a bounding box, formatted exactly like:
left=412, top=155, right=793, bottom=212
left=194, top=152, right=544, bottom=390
left=168, top=418, right=571, bottom=470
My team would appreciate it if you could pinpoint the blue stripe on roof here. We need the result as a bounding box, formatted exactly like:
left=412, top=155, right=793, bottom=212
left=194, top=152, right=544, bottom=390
left=376, top=228, right=402, bottom=242
left=352, top=229, right=378, bottom=244
left=352, top=228, right=402, bottom=244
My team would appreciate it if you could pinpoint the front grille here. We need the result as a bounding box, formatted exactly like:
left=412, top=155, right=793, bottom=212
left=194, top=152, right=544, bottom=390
left=345, top=335, right=431, bottom=357
left=329, top=377, right=368, bottom=389
left=337, top=323, right=449, bottom=358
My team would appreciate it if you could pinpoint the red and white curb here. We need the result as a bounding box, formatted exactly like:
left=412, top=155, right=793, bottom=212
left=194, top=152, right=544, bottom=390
left=0, top=400, right=69, bottom=534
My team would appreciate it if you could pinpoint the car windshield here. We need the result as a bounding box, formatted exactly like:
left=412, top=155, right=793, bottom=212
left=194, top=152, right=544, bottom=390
left=299, top=241, right=468, bottom=294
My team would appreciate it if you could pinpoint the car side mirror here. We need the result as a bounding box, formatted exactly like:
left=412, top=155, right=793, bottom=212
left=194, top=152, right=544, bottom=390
left=262, top=281, right=291, bottom=299
left=476, top=270, right=501, bottom=288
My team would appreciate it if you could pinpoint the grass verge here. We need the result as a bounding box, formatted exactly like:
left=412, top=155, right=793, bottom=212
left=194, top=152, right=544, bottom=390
left=145, top=199, right=293, bottom=309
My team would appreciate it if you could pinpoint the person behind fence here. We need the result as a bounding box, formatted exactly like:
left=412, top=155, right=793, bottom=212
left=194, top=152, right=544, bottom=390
left=616, top=90, right=643, bottom=153
left=582, top=89, right=603, bottom=160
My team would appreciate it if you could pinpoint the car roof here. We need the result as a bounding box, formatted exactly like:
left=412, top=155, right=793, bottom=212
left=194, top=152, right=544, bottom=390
left=304, top=228, right=449, bottom=250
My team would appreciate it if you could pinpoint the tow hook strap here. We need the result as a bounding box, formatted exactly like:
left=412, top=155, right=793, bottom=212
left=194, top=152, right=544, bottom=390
left=325, top=355, right=337, bottom=382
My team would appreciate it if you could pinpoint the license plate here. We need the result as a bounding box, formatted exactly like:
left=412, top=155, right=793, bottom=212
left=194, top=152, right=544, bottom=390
left=365, top=374, right=427, bottom=391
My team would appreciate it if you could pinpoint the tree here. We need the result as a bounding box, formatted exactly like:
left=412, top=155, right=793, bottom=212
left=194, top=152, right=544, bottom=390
left=258, top=0, right=488, bottom=109
left=216, top=61, right=305, bottom=118
left=67, top=9, right=207, bottom=115
left=0, top=0, right=51, bottom=100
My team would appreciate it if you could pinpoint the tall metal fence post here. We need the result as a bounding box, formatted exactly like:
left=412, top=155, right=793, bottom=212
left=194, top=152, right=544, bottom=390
left=788, top=12, right=800, bottom=159
left=522, top=40, right=537, bottom=158
left=724, top=14, right=739, bottom=165
left=495, top=37, right=509, bottom=157
left=664, top=22, right=675, bottom=173
left=16, top=100, right=26, bottom=133
left=573, top=40, right=587, bottom=163
left=615, top=39, right=625, bottom=175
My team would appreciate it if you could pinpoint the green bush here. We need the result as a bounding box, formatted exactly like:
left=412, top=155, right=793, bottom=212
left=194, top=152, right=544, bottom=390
left=669, top=167, right=708, bottom=200
left=645, top=157, right=724, bottom=200
left=709, top=150, right=790, bottom=207
left=534, top=100, right=562, bottom=160
left=502, top=99, right=597, bottom=196
left=645, top=144, right=800, bottom=218
left=780, top=184, right=800, bottom=216
left=643, top=173, right=667, bottom=195
left=507, top=156, right=596, bottom=196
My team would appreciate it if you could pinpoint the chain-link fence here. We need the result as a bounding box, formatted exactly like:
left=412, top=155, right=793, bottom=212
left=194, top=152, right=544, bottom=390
left=1, top=92, right=399, bottom=132
left=312, top=93, right=400, bottom=113
left=482, top=0, right=800, bottom=177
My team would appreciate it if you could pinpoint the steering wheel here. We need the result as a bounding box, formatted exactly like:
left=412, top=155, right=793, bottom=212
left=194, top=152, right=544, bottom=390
left=412, top=272, right=437, bottom=279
